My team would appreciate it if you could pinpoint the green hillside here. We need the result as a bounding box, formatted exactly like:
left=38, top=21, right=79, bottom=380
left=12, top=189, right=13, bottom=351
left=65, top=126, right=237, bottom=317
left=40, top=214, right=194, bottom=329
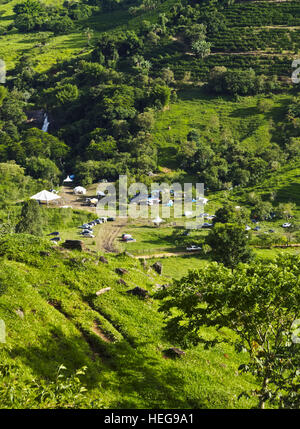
left=0, top=0, right=300, bottom=411
left=0, top=234, right=257, bottom=408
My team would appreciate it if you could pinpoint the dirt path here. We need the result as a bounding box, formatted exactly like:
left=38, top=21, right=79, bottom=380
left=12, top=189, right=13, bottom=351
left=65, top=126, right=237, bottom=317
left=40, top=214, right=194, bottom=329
left=135, top=250, right=202, bottom=259
left=97, top=217, right=128, bottom=253
left=57, top=185, right=97, bottom=212
left=92, top=322, right=112, bottom=343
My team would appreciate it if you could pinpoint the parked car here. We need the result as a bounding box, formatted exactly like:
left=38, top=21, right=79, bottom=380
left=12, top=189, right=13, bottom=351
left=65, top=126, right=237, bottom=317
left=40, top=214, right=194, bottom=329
left=201, top=223, right=213, bottom=228
left=81, top=229, right=93, bottom=234
left=107, top=217, right=116, bottom=221
left=186, top=245, right=202, bottom=251
left=124, top=238, right=136, bottom=242
left=253, top=226, right=261, bottom=231
left=81, top=232, right=95, bottom=238
left=122, top=234, right=133, bottom=241
left=282, top=223, right=291, bottom=228
left=79, top=225, right=92, bottom=230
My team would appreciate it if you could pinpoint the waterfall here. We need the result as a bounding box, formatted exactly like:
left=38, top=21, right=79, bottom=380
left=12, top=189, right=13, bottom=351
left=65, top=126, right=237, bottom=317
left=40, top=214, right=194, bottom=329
left=42, top=114, right=50, bottom=132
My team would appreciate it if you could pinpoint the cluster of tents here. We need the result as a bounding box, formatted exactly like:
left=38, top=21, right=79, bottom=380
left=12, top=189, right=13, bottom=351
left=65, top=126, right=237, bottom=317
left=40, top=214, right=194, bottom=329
left=30, top=175, right=107, bottom=206
left=63, top=175, right=87, bottom=196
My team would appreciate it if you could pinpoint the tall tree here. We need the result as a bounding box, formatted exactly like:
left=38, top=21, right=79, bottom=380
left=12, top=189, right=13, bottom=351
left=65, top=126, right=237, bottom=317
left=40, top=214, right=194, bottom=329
left=15, top=200, right=45, bottom=236
left=158, top=255, right=300, bottom=409
left=206, top=223, right=253, bottom=268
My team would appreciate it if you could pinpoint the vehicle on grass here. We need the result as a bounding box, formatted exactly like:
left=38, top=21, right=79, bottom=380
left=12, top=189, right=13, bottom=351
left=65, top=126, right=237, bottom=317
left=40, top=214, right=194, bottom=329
left=186, top=245, right=202, bottom=251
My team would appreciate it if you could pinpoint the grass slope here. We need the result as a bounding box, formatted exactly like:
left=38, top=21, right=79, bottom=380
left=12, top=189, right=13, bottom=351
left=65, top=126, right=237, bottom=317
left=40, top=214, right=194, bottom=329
left=153, top=88, right=290, bottom=169
left=0, top=233, right=257, bottom=408
left=0, top=0, right=177, bottom=71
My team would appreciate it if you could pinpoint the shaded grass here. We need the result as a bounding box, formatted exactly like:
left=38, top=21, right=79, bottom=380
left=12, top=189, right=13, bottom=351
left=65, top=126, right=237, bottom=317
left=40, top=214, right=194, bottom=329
left=153, top=89, right=290, bottom=169
left=0, top=234, right=257, bottom=408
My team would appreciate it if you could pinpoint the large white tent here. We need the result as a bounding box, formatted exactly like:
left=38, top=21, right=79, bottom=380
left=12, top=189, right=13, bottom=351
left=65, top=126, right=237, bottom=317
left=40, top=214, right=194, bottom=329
left=30, top=190, right=61, bottom=204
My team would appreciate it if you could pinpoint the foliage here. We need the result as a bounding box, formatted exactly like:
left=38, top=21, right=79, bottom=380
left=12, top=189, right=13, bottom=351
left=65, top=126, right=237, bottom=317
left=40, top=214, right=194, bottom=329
left=206, top=223, right=254, bottom=268
left=0, top=364, right=95, bottom=408
left=158, top=255, right=300, bottom=408
left=15, top=200, right=45, bottom=236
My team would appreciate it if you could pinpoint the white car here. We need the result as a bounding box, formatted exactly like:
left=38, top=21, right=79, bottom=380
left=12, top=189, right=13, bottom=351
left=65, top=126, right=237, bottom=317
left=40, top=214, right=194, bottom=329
left=282, top=223, right=292, bottom=228
left=245, top=225, right=251, bottom=231
left=186, top=245, right=202, bottom=251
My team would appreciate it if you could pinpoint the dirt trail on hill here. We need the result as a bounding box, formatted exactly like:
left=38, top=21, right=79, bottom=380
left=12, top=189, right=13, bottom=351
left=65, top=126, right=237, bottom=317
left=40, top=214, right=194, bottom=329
left=92, top=322, right=112, bottom=343
left=57, top=186, right=127, bottom=252
left=135, top=250, right=202, bottom=259
left=97, top=217, right=128, bottom=253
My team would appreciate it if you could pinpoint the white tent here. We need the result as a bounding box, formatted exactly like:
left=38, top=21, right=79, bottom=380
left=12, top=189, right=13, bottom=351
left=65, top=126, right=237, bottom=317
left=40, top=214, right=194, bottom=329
left=90, top=198, right=98, bottom=206
left=73, top=186, right=86, bottom=195
left=198, top=197, right=208, bottom=205
left=63, top=176, right=73, bottom=183
left=97, top=191, right=106, bottom=197
left=152, top=216, right=165, bottom=226
left=30, top=190, right=61, bottom=204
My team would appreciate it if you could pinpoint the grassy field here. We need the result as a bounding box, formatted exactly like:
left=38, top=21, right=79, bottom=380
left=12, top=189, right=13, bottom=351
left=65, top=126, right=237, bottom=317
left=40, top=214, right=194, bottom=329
left=153, top=88, right=291, bottom=169
left=0, top=234, right=258, bottom=408
left=0, top=0, right=177, bottom=71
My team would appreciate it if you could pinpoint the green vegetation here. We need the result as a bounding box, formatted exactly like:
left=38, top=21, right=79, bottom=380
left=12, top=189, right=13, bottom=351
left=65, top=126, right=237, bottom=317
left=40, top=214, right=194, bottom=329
left=0, top=234, right=257, bottom=408
left=158, top=255, right=300, bottom=409
left=0, top=0, right=299, bottom=410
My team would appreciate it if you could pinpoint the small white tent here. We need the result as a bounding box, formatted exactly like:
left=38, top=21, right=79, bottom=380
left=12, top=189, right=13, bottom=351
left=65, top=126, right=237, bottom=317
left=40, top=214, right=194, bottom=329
left=73, top=186, right=86, bottom=195
left=90, top=198, right=98, bottom=206
left=63, top=176, right=73, bottom=183
left=30, top=190, right=61, bottom=204
left=152, top=216, right=165, bottom=226
left=197, top=197, right=208, bottom=205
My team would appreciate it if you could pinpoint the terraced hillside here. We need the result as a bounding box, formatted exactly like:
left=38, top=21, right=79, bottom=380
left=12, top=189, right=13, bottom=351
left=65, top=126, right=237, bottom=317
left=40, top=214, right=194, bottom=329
left=1, top=0, right=299, bottom=78
left=142, top=1, right=300, bottom=80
